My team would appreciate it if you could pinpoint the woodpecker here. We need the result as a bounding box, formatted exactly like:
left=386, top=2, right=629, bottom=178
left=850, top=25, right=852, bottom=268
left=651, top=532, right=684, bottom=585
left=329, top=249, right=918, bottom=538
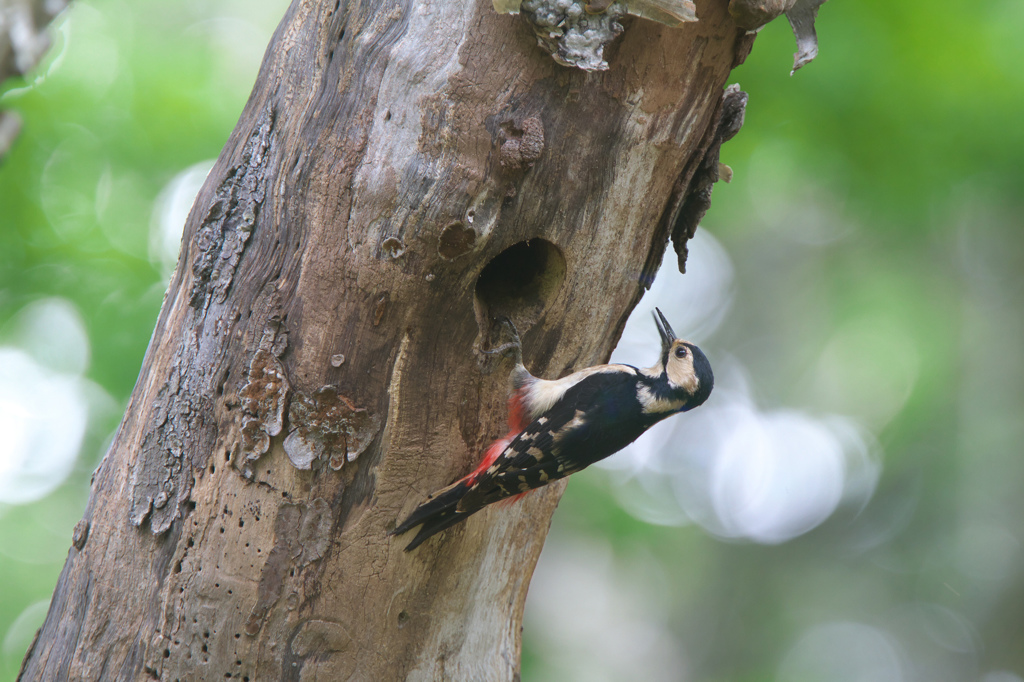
left=391, top=308, right=714, bottom=551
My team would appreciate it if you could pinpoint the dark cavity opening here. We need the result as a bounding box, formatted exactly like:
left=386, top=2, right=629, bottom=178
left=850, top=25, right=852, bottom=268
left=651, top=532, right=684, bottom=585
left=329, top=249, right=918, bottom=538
left=474, top=239, right=565, bottom=338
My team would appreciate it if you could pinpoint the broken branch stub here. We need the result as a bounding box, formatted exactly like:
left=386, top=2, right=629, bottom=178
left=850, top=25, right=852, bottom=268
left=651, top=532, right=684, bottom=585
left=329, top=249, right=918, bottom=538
left=786, top=0, right=828, bottom=73
left=728, top=0, right=830, bottom=72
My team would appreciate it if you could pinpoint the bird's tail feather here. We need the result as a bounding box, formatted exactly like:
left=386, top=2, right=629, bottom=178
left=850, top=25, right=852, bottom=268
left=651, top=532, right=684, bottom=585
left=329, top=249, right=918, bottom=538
left=390, top=479, right=474, bottom=551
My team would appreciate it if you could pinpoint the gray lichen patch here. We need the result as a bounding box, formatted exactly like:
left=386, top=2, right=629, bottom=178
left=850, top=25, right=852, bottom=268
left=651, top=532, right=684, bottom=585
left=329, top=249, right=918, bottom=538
left=521, top=0, right=627, bottom=71
left=496, top=0, right=696, bottom=28
left=282, top=387, right=381, bottom=471
left=500, top=0, right=696, bottom=70
left=239, top=349, right=290, bottom=461
left=190, top=107, right=276, bottom=310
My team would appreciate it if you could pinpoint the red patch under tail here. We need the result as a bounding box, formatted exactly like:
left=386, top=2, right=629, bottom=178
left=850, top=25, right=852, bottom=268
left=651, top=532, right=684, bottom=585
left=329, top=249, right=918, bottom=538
left=466, top=436, right=511, bottom=484
left=466, top=387, right=532, bottom=485
left=507, top=387, right=530, bottom=433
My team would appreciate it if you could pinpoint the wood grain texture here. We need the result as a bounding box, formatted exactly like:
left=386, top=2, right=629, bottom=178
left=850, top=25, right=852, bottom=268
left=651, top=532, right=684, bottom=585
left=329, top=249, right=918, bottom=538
left=20, top=0, right=749, bottom=679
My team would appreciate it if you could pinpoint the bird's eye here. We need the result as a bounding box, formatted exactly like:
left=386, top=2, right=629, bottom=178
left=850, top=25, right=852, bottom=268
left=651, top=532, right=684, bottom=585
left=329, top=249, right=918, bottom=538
left=675, top=346, right=687, bottom=358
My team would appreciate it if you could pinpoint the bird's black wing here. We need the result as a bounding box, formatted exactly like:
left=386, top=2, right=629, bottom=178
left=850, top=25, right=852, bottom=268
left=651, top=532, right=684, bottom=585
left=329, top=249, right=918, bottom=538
left=457, top=369, right=644, bottom=511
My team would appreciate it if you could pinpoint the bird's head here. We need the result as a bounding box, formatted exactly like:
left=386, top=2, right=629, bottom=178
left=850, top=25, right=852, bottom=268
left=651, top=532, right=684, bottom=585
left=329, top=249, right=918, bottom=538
left=651, top=308, right=714, bottom=410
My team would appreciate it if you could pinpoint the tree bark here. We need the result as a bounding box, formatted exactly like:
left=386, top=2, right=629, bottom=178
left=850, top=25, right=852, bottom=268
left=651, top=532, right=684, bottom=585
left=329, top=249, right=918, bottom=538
left=20, top=0, right=749, bottom=679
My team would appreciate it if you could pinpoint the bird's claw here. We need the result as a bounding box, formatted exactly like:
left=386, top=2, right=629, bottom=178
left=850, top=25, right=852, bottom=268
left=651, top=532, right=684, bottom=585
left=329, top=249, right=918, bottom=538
left=480, top=317, right=523, bottom=366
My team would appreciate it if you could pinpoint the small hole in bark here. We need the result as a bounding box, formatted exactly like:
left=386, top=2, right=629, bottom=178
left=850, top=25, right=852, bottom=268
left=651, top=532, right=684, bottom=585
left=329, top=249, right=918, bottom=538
left=438, top=222, right=476, bottom=260
left=164, top=649, right=170, bottom=658
left=398, top=610, right=409, bottom=626
left=384, top=110, right=392, bottom=122
left=474, top=238, right=565, bottom=334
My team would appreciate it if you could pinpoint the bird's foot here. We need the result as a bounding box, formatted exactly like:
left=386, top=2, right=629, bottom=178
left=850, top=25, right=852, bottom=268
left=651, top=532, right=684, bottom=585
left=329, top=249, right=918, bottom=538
left=478, top=317, right=523, bottom=369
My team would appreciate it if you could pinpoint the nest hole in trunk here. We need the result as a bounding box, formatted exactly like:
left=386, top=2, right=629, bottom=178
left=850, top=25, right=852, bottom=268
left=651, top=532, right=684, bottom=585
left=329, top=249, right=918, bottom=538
left=473, top=238, right=566, bottom=344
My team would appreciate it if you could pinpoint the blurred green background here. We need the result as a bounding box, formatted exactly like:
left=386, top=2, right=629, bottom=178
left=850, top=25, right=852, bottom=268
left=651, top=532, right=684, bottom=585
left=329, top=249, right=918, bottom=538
left=2, top=1, right=1022, bottom=680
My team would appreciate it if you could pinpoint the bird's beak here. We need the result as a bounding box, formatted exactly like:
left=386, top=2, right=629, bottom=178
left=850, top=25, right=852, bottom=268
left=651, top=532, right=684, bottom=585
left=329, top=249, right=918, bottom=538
left=653, top=308, right=677, bottom=354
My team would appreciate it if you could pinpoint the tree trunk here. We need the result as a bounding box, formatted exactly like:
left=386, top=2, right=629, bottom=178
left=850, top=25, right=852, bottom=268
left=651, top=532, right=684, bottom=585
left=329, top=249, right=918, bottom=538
left=20, top=0, right=749, bottom=679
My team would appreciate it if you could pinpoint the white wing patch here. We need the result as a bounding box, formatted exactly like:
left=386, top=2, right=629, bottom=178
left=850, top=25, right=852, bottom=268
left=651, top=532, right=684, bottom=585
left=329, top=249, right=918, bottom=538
left=524, top=364, right=636, bottom=417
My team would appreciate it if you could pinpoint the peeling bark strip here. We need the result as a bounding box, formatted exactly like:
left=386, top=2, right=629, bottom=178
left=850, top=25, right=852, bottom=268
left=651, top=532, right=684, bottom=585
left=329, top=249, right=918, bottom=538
left=239, top=349, right=290, bottom=461
left=23, top=0, right=757, bottom=678
left=128, top=358, right=219, bottom=532
left=669, top=83, right=748, bottom=272
left=129, top=108, right=280, bottom=534
left=786, top=0, right=828, bottom=72
left=190, top=107, right=275, bottom=309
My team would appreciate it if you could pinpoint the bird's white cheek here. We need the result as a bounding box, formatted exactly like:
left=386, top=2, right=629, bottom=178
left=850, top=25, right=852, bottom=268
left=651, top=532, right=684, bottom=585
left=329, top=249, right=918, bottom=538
left=666, top=358, right=699, bottom=394
left=637, top=385, right=687, bottom=414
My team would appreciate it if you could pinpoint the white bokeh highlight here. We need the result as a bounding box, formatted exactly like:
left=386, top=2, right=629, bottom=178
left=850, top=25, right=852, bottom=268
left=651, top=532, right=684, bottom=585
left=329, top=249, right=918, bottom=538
left=0, top=349, right=88, bottom=505
left=612, top=227, right=734, bottom=357
left=778, top=621, right=906, bottom=682
left=710, top=407, right=846, bottom=544
left=0, top=298, right=104, bottom=505
left=150, top=159, right=215, bottom=275
left=6, top=298, right=90, bottom=376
